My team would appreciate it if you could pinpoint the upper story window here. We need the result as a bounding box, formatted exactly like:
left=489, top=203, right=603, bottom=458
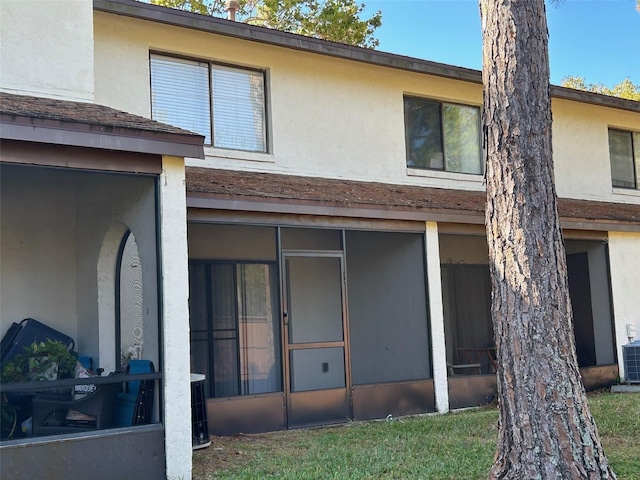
left=608, top=129, right=639, bottom=189
left=150, top=54, right=267, bottom=153
left=404, top=96, right=482, bottom=175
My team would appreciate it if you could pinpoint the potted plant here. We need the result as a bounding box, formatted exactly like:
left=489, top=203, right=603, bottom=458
left=1, top=340, right=77, bottom=439
left=1, top=339, right=77, bottom=383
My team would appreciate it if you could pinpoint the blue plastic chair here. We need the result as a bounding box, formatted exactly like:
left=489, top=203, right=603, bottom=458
left=113, top=360, right=154, bottom=427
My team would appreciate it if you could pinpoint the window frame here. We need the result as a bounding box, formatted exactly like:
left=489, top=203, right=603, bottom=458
left=150, top=52, right=269, bottom=154
left=403, top=95, right=483, bottom=175
left=608, top=128, right=640, bottom=190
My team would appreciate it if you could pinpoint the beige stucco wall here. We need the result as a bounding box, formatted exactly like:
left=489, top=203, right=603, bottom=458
left=552, top=98, right=640, bottom=204
left=94, top=11, right=640, bottom=205
left=93, top=12, right=483, bottom=192
left=607, top=232, right=640, bottom=380
left=0, top=0, right=94, bottom=101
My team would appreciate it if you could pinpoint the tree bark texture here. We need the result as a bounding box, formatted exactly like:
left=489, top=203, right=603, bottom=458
left=480, top=1, right=615, bottom=478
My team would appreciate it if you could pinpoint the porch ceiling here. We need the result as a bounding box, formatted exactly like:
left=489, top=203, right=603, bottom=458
left=0, top=92, right=204, bottom=159
left=185, top=167, right=640, bottom=231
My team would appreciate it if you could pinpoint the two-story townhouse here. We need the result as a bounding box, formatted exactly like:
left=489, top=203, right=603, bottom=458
left=1, top=0, right=639, bottom=479
left=91, top=0, right=640, bottom=427
left=0, top=1, right=203, bottom=479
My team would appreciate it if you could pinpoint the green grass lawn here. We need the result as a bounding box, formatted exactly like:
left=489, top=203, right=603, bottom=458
left=193, top=392, right=640, bottom=479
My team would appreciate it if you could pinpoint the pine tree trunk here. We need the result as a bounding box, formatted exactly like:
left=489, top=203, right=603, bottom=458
left=480, top=1, right=615, bottom=478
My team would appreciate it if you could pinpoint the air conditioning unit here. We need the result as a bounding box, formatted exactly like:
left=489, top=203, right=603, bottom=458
left=622, top=340, right=640, bottom=384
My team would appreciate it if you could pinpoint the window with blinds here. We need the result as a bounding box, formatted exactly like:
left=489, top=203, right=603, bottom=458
left=150, top=54, right=267, bottom=153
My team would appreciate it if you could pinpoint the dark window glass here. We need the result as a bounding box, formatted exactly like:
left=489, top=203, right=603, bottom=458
left=404, top=97, right=443, bottom=169
left=404, top=97, right=482, bottom=174
left=608, top=129, right=638, bottom=189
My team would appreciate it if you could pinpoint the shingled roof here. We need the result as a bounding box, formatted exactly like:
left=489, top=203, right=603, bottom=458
left=0, top=92, right=204, bottom=158
left=0, top=92, right=196, bottom=135
left=186, top=167, right=640, bottom=230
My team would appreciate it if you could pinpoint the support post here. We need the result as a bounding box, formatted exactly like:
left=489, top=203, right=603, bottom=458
left=425, top=221, right=449, bottom=413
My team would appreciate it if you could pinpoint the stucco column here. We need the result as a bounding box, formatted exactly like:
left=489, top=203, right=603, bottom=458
left=425, top=222, right=449, bottom=413
left=607, top=231, right=640, bottom=380
left=159, top=156, right=193, bottom=480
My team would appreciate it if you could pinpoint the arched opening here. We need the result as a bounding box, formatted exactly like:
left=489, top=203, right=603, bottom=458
left=97, top=222, right=129, bottom=373
left=116, top=230, right=144, bottom=371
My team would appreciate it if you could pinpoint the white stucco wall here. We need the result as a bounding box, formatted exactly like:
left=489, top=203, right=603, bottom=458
left=607, top=232, right=640, bottom=380
left=96, top=222, right=131, bottom=372
left=159, top=156, right=193, bottom=480
left=0, top=0, right=94, bottom=101
left=425, top=222, right=449, bottom=413
left=93, top=11, right=640, bottom=205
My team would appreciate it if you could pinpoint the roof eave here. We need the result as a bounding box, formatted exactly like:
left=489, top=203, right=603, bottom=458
left=93, top=0, right=481, bottom=84
left=183, top=168, right=640, bottom=231
left=550, top=85, right=640, bottom=113
left=186, top=192, right=487, bottom=224
left=94, top=0, right=640, bottom=114
left=185, top=191, right=640, bottom=233
left=1, top=113, right=205, bottom=159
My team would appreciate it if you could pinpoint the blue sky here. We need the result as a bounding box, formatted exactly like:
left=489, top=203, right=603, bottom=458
left=361, top=0, right=640, bottom=87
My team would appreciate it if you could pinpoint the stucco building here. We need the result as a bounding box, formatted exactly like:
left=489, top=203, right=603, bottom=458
left=1, top=1, right=639, bottom=479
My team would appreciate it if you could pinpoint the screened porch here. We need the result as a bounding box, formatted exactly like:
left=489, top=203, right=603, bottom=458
left=440, top=233, right=618, bottom=409
left=0, top=162, right=162, bottom=443
left=187, top=222, right=435, bottom=435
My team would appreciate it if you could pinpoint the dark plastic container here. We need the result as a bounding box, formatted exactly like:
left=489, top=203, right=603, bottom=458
left=1, top=318, right=75, bottom=363
left=191, top=373, right=210, bottom=449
